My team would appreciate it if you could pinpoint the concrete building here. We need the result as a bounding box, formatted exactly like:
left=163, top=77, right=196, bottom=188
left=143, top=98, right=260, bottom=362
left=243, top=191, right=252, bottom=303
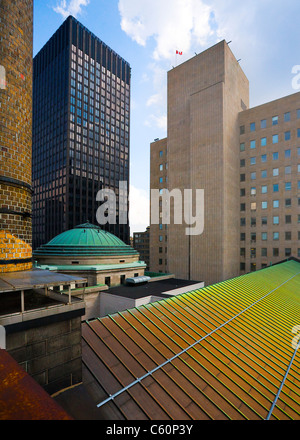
left=32, top=16, right=131, bottom=249
left=239, top=93, right=300, bottom=274
left=150, top=40, right=300, bottom=286
left=33, top=222, right=147, bottom=320
left=133, top=226, right=150, bottom=270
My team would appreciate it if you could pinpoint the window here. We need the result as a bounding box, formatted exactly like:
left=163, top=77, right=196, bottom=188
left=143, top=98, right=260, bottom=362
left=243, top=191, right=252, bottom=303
left=273, top=168, right=279, bottom=176
left=250, top=140, right=256, bottom=149
left=250, top=187, right=256, bottom=196
left=240, top=188, right=246, bottom=196
left=105, top=277, right=111, bottom=287
left=273, top=200, right=279, bottom=208
left=251, top=172, right=256, bottom=180
left=261, top=119, right=267, bottom=129
left=285, top=231, right=292, bottom=240
left=240, top=248, right=245, bottom=257
left=273, top=248, right=279, bottom=256
left=241, top=218, right=246, bottom=226
left=251, top=217, right=256, bottom=227
left=250, top=157, right=256, bottom=165
left=262, top=217, right=267, bottom=226
left=159, top=164, right=163, bottom=171
left=250, top=263, right=256, bottom=272
left=240, top=174, right=245, bottom=182
left=261, top=185, right=267, bottom=194
left=240, top=203, right=246, bottom=211
left=159, top=151, right=163, bottom=157
left=261, top=137, right=267, bottom=147
left=285, top=182, right=291, bottom=191
left=261, top=154, right=267, bottom=162
left=262, top=232, right=268, bottom=241
left=285, top=149, right=291, bottom=158
left=284, top=112, right=290, bottom=122
left=240, top=159, right=245, bottom=167
left=298, top=128, right=300, bottom=138
left=251, top=202, right=256, bottom=211
left=159, top=236, right=163, bottom=242
left=273, top=184, right=279, bottom=192
left=250, top=122, right=256, bottom=132
left=240, top=263, right=246, bottom=271
left=285, top=166, right=291, bottom=174
left=298, top=180, right=300, bottom=190
left=297, top=109, right=300, bottom=119
left=273, top=232, right=279, bottom=240
left=298, top=164, right=300, bottom=172
left=250, top=248, right=256, bottom=258
left=241, top=233, right=246, bottom=241
left=159, top=177, right=163, bottom=183
left=240, top=142, right=245, bottom=152
left=285, top=131, right=291, bottom=141
left=240, top=125, right=245, bottom=135
left=285, top=248, right=292, bottom=257
left=273, top=152, right=279, bottom=160
left=159, top=259, right=163, bottom=265
left=285, top=198, right=291, bottom=207
left=273, top=216, right=279, bottom=225
left=251, top=233, right=256, bottom=243
left=272, top=116, right=278, bottom=125
left=261, top=170, right=267, bottom=178
left=285, top=215, right=291, bottom=224
left=262, top=201, right=268, bottom=209
left=298, top=214, right=300, bottom=223
left=273, top=134, right=278, bottom=144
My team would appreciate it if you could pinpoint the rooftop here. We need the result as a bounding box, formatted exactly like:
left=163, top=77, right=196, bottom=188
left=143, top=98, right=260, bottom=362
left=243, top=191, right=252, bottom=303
left=105, top=278, right=203, bottom=300
left=33, top=223, right=139, bottom=258
left=76, top=260, right=300, bottom=420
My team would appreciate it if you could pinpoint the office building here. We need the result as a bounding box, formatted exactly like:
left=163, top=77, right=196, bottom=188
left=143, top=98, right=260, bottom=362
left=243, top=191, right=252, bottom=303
left=32, top=16, right=131, bottom=249
left=150, top=40, right=300, bottom=285
left=239, top=93, right=300, bottom=273
left=133, top=226, right=150, bottom=270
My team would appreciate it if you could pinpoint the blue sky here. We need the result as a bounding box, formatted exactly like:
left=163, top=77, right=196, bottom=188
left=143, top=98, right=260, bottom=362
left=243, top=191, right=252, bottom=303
left=33, top=0, right=300, bottom=233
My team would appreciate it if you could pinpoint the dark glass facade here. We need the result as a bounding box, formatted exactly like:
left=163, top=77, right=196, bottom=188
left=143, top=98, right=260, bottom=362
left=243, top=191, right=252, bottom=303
left=32, top=16, right=130, bottom=249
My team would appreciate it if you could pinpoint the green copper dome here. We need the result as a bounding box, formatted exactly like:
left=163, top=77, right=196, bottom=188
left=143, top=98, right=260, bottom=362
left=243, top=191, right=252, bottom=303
left=33, top=223, right=138, bottom=257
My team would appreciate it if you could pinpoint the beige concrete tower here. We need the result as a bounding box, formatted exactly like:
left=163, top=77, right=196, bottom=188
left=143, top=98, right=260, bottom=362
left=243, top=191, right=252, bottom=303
left=0, top=0, right=33, bottom=272
left=151, top=41, right=249, bottom=285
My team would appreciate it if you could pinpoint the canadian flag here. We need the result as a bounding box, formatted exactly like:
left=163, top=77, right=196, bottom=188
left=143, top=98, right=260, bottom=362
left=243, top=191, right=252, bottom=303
left=176, top=50, right=183, bottom=55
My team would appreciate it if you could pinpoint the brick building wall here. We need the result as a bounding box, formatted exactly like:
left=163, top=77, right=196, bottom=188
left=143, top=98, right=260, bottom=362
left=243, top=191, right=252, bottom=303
left=0, top=0, right=33, bottom=272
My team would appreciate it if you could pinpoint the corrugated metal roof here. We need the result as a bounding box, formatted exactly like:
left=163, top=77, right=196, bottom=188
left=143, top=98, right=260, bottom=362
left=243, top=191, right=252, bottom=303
left=0, top=349, right=72, bottom=420
left=82, top=260, right=300, bottom=420
left=0, top=269, right=86, bottom=293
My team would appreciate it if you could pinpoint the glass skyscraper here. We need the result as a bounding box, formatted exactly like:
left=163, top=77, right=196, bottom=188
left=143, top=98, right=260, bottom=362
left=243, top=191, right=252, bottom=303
left=32, top=16, right=130, bottom=249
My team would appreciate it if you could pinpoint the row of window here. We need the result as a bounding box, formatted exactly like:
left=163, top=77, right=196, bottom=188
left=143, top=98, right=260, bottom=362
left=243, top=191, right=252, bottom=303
left=240, top=130, right=300, bottom=150
left=241, top=175, right=300, bottom=190
left=240, top=110, right=300, bottom=135
left=240, top=248, right=299, bottom=264
left=241, top=230, right=298, bottom=241
left=241, top=149, right=300, bottom=162
left=241, top=215, right=299, bottom=226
